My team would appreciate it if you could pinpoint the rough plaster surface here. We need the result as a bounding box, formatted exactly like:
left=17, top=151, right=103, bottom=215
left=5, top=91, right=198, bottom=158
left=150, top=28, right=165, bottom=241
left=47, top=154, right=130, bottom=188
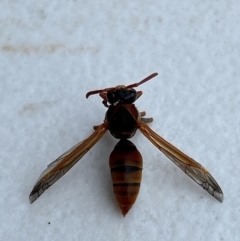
left=1, top=1, right=240, bottom=241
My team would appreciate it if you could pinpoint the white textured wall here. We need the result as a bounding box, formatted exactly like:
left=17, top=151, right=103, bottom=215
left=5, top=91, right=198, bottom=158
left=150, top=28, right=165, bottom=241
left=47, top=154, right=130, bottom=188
left=1, top=1, right=239, bottom=241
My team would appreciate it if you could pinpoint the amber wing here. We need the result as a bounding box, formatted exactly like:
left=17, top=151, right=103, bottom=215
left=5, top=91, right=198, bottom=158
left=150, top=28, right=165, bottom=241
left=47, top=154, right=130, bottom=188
left=29, top=124, right=107, bottom=203
left=138, top=121, right=223, bottom=202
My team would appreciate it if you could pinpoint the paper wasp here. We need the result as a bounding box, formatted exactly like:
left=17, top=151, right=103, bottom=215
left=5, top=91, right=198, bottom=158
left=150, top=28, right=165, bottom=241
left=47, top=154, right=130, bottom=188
left=29, top=73, right=223, bottom=216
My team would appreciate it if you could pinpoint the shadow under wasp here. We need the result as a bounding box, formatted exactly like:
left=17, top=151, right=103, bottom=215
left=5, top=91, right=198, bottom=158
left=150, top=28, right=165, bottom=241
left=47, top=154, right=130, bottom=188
left=29, top=73, right=223, bottom=216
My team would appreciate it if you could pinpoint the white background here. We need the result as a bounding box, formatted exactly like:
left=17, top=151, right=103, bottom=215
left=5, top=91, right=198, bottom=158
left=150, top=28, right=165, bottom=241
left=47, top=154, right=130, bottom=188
left=1, top=1, right=240, bottom=240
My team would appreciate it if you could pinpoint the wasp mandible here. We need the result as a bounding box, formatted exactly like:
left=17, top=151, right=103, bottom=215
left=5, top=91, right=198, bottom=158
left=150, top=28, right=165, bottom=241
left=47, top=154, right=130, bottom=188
left=29, top=73, right=223, bottom=216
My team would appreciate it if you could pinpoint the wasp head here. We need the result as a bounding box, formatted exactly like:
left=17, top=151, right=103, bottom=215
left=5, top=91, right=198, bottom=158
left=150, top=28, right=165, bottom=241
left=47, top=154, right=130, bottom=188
left=106, top=86, right=137, bottom=104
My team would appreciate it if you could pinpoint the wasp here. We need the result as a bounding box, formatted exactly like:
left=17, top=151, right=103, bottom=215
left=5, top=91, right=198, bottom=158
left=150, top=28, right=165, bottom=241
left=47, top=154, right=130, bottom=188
left=29, top=73, right=223, bottom=216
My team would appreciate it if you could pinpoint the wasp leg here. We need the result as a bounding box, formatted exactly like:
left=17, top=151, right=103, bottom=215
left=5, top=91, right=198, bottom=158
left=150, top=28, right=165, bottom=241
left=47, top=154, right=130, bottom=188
left=136, top=91, right=142, bottom=100
left=93, top=121, right=109, bottom=130
left=99, top=93, right=109, bottom=107
left=93, top=125, right=103, bottom=130
left=140, top=111, right=153, bottom=123
left=141, top=117, right=153, bottom=123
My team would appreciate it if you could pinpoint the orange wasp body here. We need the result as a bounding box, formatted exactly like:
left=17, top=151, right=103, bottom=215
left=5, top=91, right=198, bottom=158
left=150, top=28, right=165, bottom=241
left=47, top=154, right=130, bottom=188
left=29, top=73, right=223, bottom=216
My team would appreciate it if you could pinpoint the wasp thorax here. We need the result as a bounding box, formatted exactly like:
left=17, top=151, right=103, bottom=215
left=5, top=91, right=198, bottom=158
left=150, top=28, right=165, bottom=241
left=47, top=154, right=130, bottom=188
left=107, top=88, right=137, bottom=104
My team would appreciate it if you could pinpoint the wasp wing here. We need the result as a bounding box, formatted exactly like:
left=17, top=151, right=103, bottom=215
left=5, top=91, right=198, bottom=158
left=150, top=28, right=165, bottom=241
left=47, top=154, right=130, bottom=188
left=138, top=122, right=223, bottom=202
left=29, top=124, right=107, bottom=203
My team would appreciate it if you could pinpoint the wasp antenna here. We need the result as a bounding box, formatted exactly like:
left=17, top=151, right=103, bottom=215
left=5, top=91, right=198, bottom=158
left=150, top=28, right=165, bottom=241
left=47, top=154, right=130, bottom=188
left=86, top=73, right=158, bottom=98
left=126, top=73, right=158, bottom=89
left=86, top=89, right=104, bottom=98
left=86, top=87, right=115, bottom=98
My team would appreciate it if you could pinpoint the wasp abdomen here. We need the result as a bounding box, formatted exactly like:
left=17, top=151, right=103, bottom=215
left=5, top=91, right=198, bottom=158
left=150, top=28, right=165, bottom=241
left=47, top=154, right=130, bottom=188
left=109, top=139, right=143, bottom=216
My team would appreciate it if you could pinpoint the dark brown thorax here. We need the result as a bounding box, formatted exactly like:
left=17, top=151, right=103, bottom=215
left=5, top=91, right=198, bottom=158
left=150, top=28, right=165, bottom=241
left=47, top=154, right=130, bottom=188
left=106, top=103, right=140, bottom=139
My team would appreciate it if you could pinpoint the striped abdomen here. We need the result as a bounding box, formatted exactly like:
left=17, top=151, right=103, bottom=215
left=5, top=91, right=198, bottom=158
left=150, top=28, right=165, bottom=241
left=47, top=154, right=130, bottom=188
left=109, top=139, right=143, bottom=216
